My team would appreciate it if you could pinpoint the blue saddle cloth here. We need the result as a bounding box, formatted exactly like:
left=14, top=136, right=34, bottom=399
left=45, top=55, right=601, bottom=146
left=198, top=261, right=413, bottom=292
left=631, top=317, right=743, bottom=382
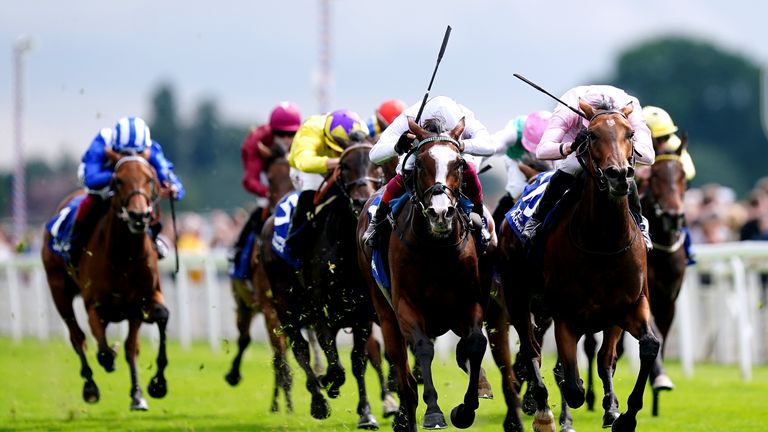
left=505, top=171, right=555, bottom=241
left=45, top=195, right=86, bottom=263
left=229, top=232, right=257, bottom=280
left=270, top=191, right=302, bottom=269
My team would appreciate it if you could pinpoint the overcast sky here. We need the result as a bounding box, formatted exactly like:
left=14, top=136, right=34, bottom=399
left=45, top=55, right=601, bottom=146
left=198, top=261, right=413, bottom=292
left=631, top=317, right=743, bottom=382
left=1, top=0, right=767, bottom=169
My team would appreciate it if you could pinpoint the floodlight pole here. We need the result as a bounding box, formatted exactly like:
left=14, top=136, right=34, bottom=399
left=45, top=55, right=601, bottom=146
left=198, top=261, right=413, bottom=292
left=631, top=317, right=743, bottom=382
left=12, top=36, right=32, bottom=247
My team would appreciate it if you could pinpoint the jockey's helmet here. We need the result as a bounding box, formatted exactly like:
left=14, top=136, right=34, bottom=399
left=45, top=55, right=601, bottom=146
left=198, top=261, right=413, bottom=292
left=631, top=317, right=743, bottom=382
left=269, top=102, right=302, bottom=133
left=642, top=106, right=678, bottom=138
left=376, top=99, right=407, bottom=128
left=324, top=109, right=369, bottom=152
left=112, top=117, right=151, bottom=154
left=521, top=110, right=552, bottom=153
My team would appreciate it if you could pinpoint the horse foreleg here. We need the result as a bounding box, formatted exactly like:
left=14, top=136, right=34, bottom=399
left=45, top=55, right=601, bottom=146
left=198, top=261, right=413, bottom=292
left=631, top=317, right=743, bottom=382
left=307, top=327, right=326, bottom=376
left=260, top=284, right=292, bottom=413
left=553, top=320, right=585, bottom=409
left=86, top=307, right=115, bottom=373
left=584, top=332, right=598, bottom=411
left=552, top=359, right=575, bottom=432
left=378, top=303, right=417, bottom=432
left=367, top=334, right=399, bottom=418
left=125, top=319, right=148, bottom=411
left=288, top=326, right=329, bottom=420
left=648, top=313, right=674, bottom=416
left=352, top=325, right=379, bottom=430
left=451, top=304, right=488, bottom=430
left=407, top=326, right=445, bottom=430
left=147, top=303, right=169, bottom=399
left=597, top=327, right=622, bottom=428
left=611, top=296, right=660, bottom=432
left=314, top=323, right=345, bottom=399
left=486, top=299, right=524, bottom=432
left=225, top=280, right=255, bottom=387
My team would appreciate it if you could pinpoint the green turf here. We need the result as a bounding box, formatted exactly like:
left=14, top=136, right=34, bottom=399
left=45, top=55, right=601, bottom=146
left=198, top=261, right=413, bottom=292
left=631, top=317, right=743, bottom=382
left=1, top=337, right=766, bottom=431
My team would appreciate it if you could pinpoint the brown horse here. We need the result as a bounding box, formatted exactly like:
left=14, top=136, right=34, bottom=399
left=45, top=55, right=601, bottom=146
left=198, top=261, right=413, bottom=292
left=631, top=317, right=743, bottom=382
left=41, top=155, right=170, bottom=410
left=225, top=152, right=295, bottom=413
left=498, top=100, right=660, bottom=432
left=358, top=118, right=487, bottom=431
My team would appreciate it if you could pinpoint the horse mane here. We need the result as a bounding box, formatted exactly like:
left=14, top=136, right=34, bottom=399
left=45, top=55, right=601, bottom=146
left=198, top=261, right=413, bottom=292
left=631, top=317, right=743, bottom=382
left=593, top=98, right=615, bottom=112
left=421, top=118, right=447, bottom=134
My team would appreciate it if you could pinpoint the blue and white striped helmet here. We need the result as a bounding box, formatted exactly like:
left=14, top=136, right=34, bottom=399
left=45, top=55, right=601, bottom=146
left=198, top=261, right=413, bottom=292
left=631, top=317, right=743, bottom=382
left=112, top=116, right=151, bottom=154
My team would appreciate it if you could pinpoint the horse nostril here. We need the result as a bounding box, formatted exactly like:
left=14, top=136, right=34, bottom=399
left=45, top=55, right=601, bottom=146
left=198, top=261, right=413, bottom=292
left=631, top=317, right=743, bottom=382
left=426, top=208, right=438, bottom=219
left=626, top=166, right=635, bottom=178
left=445, top=207, right=456, bottom=218
left=605, top=166, right=621, bottom=180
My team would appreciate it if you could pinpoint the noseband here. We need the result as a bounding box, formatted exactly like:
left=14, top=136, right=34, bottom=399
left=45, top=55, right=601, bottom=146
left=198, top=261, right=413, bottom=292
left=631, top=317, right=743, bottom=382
left=409, top=136, right=465, bottom=217
left=113, top=156, right=159, bottom=224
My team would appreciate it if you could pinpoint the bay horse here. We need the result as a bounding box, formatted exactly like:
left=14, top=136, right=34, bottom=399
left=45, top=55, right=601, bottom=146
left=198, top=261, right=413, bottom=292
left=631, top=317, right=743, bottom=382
left=582, top=135, right=689, bottom=418
left=225, top=149, right=295, bottom=413
left=263, top=142, right=391, bottom=429
left=41, top=155, right=169, bottom=410
left=357, top=117, right=487, bottom=431
left=498, top=100, right=660, bottom=432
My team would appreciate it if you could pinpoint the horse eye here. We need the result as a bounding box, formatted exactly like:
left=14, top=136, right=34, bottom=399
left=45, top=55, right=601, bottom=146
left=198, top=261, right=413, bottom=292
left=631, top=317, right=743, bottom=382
left=627, top=130, right=635, bottom=139
left=114, top=179, right=123, bottom=187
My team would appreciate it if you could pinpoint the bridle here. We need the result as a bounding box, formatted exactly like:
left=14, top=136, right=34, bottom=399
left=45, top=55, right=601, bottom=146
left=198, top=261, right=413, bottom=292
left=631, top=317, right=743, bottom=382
left=113, top=156, right=159, bottom=227
left=575, top=110, right=637, bottom=192
left=407, top=136, right=465, bottom=218
left=332, top=143, right=383, bottom=217
left=646, top=153, right=686, bottom=253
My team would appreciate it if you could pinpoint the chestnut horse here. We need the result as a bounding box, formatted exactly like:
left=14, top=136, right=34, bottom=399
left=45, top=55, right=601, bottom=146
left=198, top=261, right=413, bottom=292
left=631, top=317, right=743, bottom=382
left=263, top=143, right=390, bottom=429
left=582, top=135, right=690, bottom=418
left=41, top=155, right=169, bottom=410
left=358, top=118, right=487, bottom=432
left=225, top=151, right=295, bottom=413
left=498, top=100, right=660, bottom=432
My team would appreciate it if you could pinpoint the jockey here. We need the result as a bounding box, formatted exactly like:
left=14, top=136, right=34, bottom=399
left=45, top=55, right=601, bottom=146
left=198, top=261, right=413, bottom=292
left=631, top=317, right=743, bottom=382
left=490, top=110, right=553, bottom=228
left=230, top=102, right=301, bottom=263
left=363, top=95, right=498, bottom=246
left=642, top=105, right=696, bottom=181
left=70, top=116, right=185, bottom=263
left=519, top=85, right=655, bottom=249
left=366, top=99, right=407, bottom=140
left=284, top=109, right=369, bottom=256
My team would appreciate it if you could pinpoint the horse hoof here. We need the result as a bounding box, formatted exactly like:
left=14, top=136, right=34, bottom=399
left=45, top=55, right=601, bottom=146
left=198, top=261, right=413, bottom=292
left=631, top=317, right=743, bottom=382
left=610, top=414, right=636, bottom=432
left=224, top=371, right=241, bottom=386
left=478, top=386, right=494, bottom=399
left=270, top=401, right=279, bottom=413
left=392, top=410, right=411, bottom=432
left=652, top=374, right=674, bottom=391
left=147, top=376, right=167, bottom=399
left=532, top=409, right=556, bottom=432
left=602, top=410, right=619, bottom=428
left=522, top=390, right=537, bottom=416
left=97, top=350, right=116, bottom=372
left=382, top=393, right=399, bottom=418
left=357, top=413, right=380, bottom=430
left=310, top=394, right=331, bottom=419
left=503, top=415, right=525, bottom=432
left=82, top=381, right=100, bottom=404
left=130, top=397, right=149, bottom=411
left=561, top=425, right=576, bottom=432
left=450, top=404, right=476, bottom=429
left=585, top=390, right=596, bottom=411
left=422, top=411, right=447, bottom=429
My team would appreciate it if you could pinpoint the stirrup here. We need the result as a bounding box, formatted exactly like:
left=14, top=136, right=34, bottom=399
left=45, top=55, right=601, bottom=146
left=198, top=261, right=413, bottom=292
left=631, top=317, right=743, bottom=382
left=155, top=235, right=170, bottom=260
left=639, top=216, right=653, bottom=251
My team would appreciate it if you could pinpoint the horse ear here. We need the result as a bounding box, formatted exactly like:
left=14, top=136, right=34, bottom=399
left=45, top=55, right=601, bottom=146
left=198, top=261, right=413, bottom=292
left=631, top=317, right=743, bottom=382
left=578, top=99, right=594, bottom=120
left=450, top=117, right=466, bottom=140
left=677, top=132, right=688, bottom=156
left=620, top=101, right=634, bottom=118
left=407, top=117, right=428, bottom=140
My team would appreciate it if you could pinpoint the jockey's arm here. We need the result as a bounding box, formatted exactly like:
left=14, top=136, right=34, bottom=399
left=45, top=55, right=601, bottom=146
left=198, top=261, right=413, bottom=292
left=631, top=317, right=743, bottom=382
left=626, top=100, right=654, bottom=165
left=536, top=111, right=574, bottom=161
left=370, top=111, right=410, bottom=165
left=81, top=133, right=113, bottom=191
left=148, top=141, right=185, bottom=200
left=288, top=129, right=330, bottom=174
left=241, top=130, right=269, bottom=197
left=459, top=111, right=498, bottom=157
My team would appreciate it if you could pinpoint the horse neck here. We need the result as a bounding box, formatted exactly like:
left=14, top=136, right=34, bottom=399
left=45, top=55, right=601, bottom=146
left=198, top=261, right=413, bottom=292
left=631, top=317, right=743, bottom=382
left=574, top=180, right=635, bottom=247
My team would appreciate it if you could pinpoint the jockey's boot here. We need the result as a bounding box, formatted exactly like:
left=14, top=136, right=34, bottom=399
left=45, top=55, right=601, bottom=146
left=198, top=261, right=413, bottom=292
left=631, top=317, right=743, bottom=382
left=284, top=190, right=316, bottom=259
left=469, top=203, right=490, bottom=249
left=520, top=170, right=577, bottom=243
left=363, top=200, right=391, bottom=247
left=629, top=180, right=653, bottom=251
left=149, top=222, right=169, bottom=259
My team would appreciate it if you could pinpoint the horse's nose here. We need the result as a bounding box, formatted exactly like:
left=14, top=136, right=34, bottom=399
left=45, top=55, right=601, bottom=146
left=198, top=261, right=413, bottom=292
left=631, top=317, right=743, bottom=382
left=128, top=210, right=151, bottom=227
left=426, top=206, right=455, bottom=224
left=604, top=165, right=631, bottom=180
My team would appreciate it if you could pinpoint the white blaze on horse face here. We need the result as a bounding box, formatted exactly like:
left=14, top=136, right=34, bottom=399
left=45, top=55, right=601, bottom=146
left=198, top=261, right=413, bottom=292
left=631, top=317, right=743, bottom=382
left=428, top=145, right=460, bottom=211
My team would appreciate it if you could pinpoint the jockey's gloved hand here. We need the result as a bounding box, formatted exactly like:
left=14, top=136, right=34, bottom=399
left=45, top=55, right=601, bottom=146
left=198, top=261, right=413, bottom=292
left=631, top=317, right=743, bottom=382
left=395, top=132, right=415, bottom=155
left=573, top=129, right=590, bottom=151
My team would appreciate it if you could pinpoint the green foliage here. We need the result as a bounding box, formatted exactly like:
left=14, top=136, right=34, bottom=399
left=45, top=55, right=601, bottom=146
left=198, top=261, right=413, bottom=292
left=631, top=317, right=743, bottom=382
left=608, top=36, right=767, bottom=195
left=2, top=337, right=767, bottom=431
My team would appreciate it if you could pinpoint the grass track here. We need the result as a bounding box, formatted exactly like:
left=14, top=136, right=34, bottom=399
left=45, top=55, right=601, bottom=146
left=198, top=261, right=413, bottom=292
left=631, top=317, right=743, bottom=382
left=1, top=337, right=766, bottom=431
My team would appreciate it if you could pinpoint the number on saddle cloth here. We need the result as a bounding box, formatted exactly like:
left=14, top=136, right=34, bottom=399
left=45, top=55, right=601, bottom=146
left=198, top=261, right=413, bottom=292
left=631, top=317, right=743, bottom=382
left=45, top=195, right=86, bottom=263
left=505, top=171, right=555, bottom=242
left=270, top=191, right=302, bottom=268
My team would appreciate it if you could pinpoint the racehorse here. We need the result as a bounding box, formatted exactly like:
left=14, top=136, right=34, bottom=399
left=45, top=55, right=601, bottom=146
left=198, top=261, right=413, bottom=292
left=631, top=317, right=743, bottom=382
left=582, top=134, right=689, bottom=418
left=225, top=149, right=295, bottom=413
left=358, top=117, right=488, bottom=431
left=497, top=100, right=660, bottom=432
left=263, top=142, right=391, bottom=429
left=41, top=155, right=170, bottom=410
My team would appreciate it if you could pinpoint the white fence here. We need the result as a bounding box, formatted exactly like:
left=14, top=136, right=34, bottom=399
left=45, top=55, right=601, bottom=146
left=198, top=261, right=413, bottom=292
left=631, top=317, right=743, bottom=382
left=1, top=242, right=767, bottom=380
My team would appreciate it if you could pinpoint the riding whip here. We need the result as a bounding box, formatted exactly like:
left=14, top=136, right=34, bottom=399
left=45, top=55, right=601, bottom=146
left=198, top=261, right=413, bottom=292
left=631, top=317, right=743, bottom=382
left=169, top=194, right=179, bottom=275
left=513, top=73, right=588, bottom=120
left=415, top=25, right=452, bottom=124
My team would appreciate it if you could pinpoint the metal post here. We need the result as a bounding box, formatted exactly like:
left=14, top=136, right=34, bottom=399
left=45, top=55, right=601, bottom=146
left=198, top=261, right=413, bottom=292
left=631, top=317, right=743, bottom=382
left=677, top=272, right=695, bottom=377
left=176, top=258, right=192, bottom=350
left=7, top=262, right=23, bottom=342
left=12, top=36, right=32, bottom=246
left=730, top=257, right=753, bottom=381
left=316, top=0, right=331, bottom=113
left=204, top=256, right=220, bottom=352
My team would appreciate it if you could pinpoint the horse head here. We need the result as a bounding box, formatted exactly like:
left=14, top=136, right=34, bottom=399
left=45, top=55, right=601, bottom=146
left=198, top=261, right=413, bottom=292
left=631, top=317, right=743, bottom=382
left=578, top=100, right=636, bottom=198
left=112, top=155, right=159, bottom=234
left=336, top=137, right=384, bottom=215
left=407, top=116, right=466, bottom=239
left=647, top=134, right=687, bottom=235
